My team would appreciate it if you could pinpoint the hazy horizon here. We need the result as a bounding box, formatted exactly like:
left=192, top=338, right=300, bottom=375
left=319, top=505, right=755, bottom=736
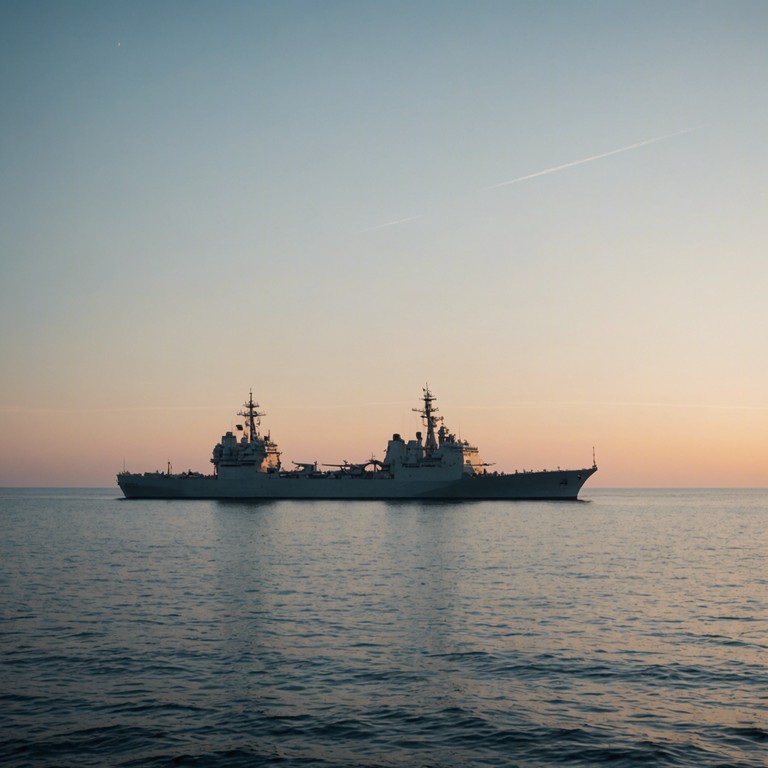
left=2, top=1, right=767, bottom=488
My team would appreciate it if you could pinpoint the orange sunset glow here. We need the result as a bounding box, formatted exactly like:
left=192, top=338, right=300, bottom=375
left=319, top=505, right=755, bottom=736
left=1, top=3, right=767, bottom=488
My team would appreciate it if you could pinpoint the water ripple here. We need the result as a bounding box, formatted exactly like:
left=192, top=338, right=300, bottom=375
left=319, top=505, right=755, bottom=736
left=1, top=488, right=767, bottom=767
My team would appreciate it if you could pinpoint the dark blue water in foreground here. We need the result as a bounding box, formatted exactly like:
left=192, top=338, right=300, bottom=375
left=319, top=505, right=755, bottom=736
left=1, top=488, right=766, bottom=767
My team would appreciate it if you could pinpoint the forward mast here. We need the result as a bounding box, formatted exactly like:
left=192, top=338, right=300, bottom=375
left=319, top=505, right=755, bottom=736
left=238, top=389, right=265, bottom=441
left=413, top=384, right=443, bottom=456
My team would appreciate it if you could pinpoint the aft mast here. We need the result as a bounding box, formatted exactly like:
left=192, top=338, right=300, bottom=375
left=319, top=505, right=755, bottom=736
left=413, top=384, right=443, bottom=456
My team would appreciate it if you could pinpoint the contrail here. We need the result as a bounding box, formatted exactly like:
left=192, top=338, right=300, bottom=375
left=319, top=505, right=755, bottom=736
left=482, top=126, right=700, bottom=190
left=360, top=214, right=424, bottom=233
left=361, top=127, right=699, bottom=231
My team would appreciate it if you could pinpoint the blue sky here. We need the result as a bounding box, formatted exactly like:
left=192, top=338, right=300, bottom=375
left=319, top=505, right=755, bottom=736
left=2, top=1, right=767, bottom=485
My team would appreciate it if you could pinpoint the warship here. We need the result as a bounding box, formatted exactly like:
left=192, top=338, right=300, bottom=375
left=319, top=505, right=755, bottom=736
left=117, top=387, right=597, bottom=500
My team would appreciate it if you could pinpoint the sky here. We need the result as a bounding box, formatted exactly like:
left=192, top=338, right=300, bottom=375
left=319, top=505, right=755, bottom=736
left=1, top=0, right=767, bottom=487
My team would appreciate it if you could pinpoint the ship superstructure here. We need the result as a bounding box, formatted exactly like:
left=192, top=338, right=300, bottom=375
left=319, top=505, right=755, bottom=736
left=380, top=386, right=488, bottom=481
left=212, top=391, right=282, bottom=478
left=117, top=386, right=597, bottom=500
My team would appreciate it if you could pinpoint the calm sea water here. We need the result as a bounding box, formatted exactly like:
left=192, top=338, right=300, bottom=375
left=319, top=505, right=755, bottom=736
left=1, top=488, right=766, bottom=767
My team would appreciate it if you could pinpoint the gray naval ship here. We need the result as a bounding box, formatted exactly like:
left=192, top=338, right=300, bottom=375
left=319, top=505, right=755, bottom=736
left=117, top=387, right=597, bottom=500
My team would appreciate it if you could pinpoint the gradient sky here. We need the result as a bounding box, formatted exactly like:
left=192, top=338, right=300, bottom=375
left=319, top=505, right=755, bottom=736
left=2, top=0, right=767, bottom=487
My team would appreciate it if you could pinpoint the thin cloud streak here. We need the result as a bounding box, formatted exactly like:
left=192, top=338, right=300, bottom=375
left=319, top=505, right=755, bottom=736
left=362, top=127, right=699, bottom=231
left=482, top=126, right=701, bottom=190
left=0, top=402, right=413, bottom=415
left=452, top=400, right=768, bottom=411
left=4, top=398, right=766, bottom=415
left=0, top=405, right=227, bottom=414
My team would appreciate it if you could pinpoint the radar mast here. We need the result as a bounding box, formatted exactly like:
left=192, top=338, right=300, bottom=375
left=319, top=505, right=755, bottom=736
left=238, top=390, right=265, bottom=441
left=413, top=384, right=443, bottom=455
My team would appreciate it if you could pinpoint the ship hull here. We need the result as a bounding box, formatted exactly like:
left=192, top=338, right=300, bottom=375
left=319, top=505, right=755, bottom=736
left=117, top=467, right=597, bottom=501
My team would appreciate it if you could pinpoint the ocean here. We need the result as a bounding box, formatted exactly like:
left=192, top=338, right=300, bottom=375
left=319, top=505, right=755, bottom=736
left=1, top=488, right=766, bottom=767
